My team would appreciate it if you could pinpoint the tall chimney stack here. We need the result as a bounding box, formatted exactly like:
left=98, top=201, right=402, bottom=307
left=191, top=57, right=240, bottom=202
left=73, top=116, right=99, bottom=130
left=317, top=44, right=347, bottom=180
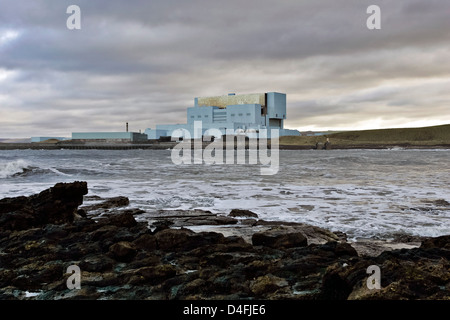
left=126, top=122, right=129, bottom=132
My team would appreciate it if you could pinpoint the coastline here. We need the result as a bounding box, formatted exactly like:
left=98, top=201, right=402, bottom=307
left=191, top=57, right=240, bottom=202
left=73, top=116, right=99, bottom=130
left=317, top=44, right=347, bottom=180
left=1, top=142, right=449, bottom=150
left=0, top=181, right=448, bottom=300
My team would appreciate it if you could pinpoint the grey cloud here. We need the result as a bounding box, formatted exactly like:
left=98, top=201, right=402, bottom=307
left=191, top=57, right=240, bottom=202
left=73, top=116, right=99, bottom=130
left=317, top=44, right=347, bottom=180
left=1, top=0, right=450, bottom=137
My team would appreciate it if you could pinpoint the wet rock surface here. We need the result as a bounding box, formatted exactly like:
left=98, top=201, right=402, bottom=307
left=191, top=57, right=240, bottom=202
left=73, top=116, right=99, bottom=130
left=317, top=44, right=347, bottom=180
left=0, top=182, right=448, bottom=300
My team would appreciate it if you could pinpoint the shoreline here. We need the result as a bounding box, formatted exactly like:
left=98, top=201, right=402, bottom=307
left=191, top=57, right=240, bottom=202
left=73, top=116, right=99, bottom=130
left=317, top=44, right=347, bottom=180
left=1, top=142, right=450, bottom=150
left=0, top=181, right=448, bottom=300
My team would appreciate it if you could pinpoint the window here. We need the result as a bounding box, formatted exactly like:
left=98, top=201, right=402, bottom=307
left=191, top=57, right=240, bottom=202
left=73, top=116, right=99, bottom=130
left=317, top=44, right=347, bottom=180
left=231, top=113, right=235, bottom=116
left=204, top=115, right=209, bottom=118
left=238, top=113, right=243, bottom=116
left=246, top=113, right=251, bottom=116
left=190, top=116, right=195, bottom=118
left=198, top=115, right=202, bottom=118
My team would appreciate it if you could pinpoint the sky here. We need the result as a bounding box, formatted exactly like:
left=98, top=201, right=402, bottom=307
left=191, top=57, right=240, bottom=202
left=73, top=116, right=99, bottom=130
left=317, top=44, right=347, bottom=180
left=1, top=0, right=449, bottom=138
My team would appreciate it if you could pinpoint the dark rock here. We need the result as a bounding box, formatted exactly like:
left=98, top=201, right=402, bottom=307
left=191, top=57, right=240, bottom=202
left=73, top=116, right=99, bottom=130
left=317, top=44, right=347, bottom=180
left=326, top=241, right=359, bottom=257
left=154, top=228, right=194, bottom=251
left=252, top=227, right=307, bottom=249
left=108, top=241, right=137, bottom=262
left=133, top=234, right=158, bottom=251
left=131, top=265, right=177, bottom=285
left=420, top=235, right=450, bottom=249
left=154, top=228, right=225, bottom=252
left=250, top=274, right=289, bottom=296
left=82, top=196, right=129, bottom=212
left=228, top=209, right=258, bottom=218
left=0, top=181, right=88, bottom=230
left=79, top=254, right=115, bottom=272
left=151, top=219, right=173, bottom=233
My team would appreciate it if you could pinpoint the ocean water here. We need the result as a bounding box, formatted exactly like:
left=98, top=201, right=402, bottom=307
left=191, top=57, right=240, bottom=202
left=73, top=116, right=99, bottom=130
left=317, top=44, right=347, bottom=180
left=0, top=148, right=449, bottom=240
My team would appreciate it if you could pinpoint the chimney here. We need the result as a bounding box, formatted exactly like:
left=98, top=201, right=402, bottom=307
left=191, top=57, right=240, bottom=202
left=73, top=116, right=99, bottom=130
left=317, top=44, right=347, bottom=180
left=126, top=122, right=129, bottom=132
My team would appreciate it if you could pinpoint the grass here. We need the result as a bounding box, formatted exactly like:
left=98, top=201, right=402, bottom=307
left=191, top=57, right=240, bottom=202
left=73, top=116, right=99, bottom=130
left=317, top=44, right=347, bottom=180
left=279, top=124, right=450, bottom=146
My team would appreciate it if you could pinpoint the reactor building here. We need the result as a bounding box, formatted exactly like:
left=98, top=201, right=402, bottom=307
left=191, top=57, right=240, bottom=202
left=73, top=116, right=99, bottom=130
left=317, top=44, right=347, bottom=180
left=144, top=92, right=300, bottom=139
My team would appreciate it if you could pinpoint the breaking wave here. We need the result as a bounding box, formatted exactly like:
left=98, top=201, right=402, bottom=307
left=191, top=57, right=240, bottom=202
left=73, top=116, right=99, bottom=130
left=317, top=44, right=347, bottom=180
left=0, top=159, right=72, bottom=178
left=0, top=159, right=30, bottom=178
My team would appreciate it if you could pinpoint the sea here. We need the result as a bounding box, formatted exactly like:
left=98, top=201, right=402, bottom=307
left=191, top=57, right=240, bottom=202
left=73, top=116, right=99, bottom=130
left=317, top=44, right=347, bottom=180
left=0, top=148, right=449, bottom=240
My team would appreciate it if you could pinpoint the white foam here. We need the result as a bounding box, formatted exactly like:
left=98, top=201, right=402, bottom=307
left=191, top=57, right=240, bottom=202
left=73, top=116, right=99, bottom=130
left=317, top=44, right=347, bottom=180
left=0, top=159, right=29, bottom=178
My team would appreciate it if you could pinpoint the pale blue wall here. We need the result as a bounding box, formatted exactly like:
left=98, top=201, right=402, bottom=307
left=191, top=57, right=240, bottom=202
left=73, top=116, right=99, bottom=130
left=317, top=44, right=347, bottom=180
left=31, top=137, right=68, bottom=142
left=71, top=132, right=148, bottom=141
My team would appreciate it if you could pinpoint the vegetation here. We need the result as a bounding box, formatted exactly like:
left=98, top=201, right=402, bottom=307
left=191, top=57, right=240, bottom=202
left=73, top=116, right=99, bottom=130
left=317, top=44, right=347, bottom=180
left=280, top=124, right=450, bottom=147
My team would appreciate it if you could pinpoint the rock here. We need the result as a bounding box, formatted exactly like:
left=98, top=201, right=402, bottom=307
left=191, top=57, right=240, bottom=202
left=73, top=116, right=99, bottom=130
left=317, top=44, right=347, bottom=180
left=82, top=196, right=130, bottom=212
left=0, top=181, right=88, bottom=230
left=154, top=228, right=225, bottom=252
left=154, top=228, right=194, bottom=251
left=103, top=211, right=137, bottom=228
left=133, top=234, right=158, bottom=251
left=228, top=209, right=258, bottom=218
left=130, top=265, right=177, bottom=285
left=79, top=255, right=115, bottom=272
left=332, top=242, right=359, bottom=257
left=108, top=241, right=137, bottom=262
left=250, top=274, right=289, bottom=296
left=252, top=227, right=307, bottom=249
left=255, top=220, right=339, bottom=244
left=420, top=235, right=450, bottom=249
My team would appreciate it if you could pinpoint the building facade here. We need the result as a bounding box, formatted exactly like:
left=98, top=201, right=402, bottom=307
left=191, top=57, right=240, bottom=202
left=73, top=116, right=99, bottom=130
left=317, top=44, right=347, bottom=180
left=71, top=132, right=148, bottom=142
left=145, top=92, right=300, bottom=139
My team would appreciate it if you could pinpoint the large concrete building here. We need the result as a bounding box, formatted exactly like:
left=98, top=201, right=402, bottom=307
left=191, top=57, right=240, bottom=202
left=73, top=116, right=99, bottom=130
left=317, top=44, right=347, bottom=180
left=71, top=132, right=148, bottom=143
left=145, top=92, right=300, bottom=139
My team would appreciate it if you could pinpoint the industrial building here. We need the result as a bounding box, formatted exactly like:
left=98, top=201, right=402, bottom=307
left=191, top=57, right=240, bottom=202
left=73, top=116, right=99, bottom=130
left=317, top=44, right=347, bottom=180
left=71, top=131, right=148, bottom=143
left=31, top=137, right=69, bottom=142
left=145, top=92, right=300, bottom=139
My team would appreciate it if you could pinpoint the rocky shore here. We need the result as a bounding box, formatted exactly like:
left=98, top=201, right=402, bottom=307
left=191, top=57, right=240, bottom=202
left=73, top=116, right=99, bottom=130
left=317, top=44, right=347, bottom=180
left=0, top=181, right=448, bottom=300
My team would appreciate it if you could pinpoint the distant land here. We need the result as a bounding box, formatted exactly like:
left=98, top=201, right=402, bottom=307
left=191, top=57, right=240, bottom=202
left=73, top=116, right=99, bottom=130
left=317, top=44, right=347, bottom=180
left=0, top=138, right=31, bottom=144
left=0, top=124, right=449, bottom=150
left=279, top=124, right=450, bottom=149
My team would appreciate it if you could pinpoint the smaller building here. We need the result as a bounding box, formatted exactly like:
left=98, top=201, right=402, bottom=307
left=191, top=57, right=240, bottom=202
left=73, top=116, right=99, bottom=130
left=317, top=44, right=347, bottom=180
left=31, top=137, right=69, bottom=142
left=71, top=132, right=148, bottom=143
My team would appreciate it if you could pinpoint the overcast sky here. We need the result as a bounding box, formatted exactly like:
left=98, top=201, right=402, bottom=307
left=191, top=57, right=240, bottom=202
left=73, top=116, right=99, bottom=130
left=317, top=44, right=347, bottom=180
left=1, top=0, right=449, bottom=138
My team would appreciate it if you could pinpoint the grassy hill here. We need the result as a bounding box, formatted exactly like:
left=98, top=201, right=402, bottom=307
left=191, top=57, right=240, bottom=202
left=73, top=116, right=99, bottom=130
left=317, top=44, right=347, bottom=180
left=280, top=124, right=450, bottom=147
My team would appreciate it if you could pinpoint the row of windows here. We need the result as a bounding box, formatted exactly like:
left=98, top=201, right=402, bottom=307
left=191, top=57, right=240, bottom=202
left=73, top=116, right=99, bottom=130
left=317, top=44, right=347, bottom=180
left=230, top=113, right=251, bottom=116
left=191, top=113, right=253, bottom=118
left=190, top=115, right=209, bottom=118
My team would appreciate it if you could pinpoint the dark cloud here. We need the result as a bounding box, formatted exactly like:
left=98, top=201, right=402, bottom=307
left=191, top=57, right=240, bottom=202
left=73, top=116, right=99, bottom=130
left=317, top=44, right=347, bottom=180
left=1, top=0, right=449, bottom=138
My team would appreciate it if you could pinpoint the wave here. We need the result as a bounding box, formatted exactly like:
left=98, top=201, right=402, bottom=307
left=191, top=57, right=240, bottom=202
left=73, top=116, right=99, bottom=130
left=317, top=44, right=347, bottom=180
left=0, top=159, right=72, bottom=178
left=0, top=159, right=30, bottom=178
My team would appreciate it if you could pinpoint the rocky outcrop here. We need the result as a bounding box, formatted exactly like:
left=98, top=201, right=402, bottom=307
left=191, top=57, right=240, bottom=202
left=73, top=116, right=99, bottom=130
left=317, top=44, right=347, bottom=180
left=0, top=181, right=87, bottom=230
left=0, top=182, right=448, bottom=300
left=252, top=226, right=308, bottom=249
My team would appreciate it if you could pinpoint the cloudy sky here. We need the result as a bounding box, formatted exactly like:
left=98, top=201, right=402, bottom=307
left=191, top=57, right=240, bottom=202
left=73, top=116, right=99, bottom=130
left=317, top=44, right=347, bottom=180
left=1, top=0, right=449, bottom=138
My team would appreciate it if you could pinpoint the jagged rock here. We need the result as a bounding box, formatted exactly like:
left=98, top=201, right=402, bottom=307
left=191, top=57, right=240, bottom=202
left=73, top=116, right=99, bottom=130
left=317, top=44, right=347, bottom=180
left=420, top=235, right=450, bottom=249
left=252, top=227, right=307, bottom=249
left=108, top=241, right=137, bottom=262
left=154, top=228, right=225, bottom=252
left=103, top=211, right=137, bottom=228
left=0, top=181, right=88, bottom=230
left=131, top=265, right=177, bottom=285
left=82, top=196, right=129, bottom=212
left=250, top=274, right=289, bottom=296
left=228, top=209, right=258, bottom=218
left=133, top=234, right=158, bottom=251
